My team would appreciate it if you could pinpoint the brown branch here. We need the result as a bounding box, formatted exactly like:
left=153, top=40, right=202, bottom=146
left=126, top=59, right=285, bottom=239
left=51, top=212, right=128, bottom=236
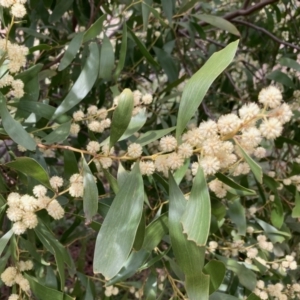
left=42, top=53, right=64, bottom=70
left=198, top=0, right=279, bottom=26
left=87, top=0, right=104, bottom=29
left=223, top=0, right=279, bottom=20
left=232, top=19, right=300, bottom=51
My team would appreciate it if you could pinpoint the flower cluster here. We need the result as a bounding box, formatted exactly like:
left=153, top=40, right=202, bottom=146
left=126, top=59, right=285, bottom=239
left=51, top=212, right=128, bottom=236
left=0, top=0, right=27, bottom=18
left=1, top=260, right=33, bottom=296
left=6, top=178, right=65, bottom=234
left=0, top=39, right=28, bottom=98
left=253, top=280, right=300, bottom=300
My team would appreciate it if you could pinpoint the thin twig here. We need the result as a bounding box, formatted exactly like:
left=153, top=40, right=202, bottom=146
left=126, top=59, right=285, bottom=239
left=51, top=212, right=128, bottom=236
left=233, top=19, right=300, bottom=51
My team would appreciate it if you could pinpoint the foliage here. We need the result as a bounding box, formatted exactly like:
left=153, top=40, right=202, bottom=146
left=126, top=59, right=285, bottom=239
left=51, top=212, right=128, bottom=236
left=0, top=0, right=300, bottom=299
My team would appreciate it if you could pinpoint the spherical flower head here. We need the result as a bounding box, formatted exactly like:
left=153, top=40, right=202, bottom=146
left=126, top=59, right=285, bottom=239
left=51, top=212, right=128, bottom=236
left=208, top=179, right=227, bottom=198
left=270, top=103, right=293, bottom=124
left=159, top=135, right=177, bottom=152
left=18, top=277, right=30, bottom=292
left=140, top=161, right=155, bottom=176
left=178, top=142, right=193, bottom=159
left=50, top=176, right=64, bottom=189
left=8, top=294, right=19, bottom=300
left=88, top=120, right=104, bottom=133
left=142, top=93, right=153, bottom=104
left=241, top=127, right=262, bottom=147
left=101, top=118, right=111, bottom=129
left=6, top=206, right=24, bottom=222
left=69, top=123, right=80, bottom=136
left=253, top=147, right=267, bottom=159
left=1, top=267, right=17, bottom=286
left=20, top=195, right=38, bottom=212
left=217, top=113, right=241, bottom=136
left=167, top=153, right=184, bottom=170
left=247, top=247, right=258, bottom=259
left=182, top=128, right=204, bottom=147
left=198, top=120, right=218, bottom=138
left=191, top=162, right=199, bottom=176
left=128, top=143, right=143, bottom=158
left=133, top=90, right=142, bottom=106
left=11, top=3, right=26, bottom=18
left=47, top=200, right=64, bottom=220
left=99, top=157, right=113, bottom=169
left=97, top=108, right=108, bottom=119
left=259, top=117, right=283, bottom=140
left=7, top=192, right=21, bottom=207
left=258, top=85, right=282, bottom=109
left=0, top=0, right=14, bottom=8
left=33, top=185, right=47, bottom=198
left=86, top=141, right=101, bottom=153
left=154, top=156, right=169, bottom=175
left=73, top=110, right=85, bottom=121
left=69, top=182, right=84, bottom=197
left=70, top=173, right=83, bottom=183
left=87, top=105, right=98, bottom=116
left=259, top=291, right=268, bottom=300
left=200, top=156, right=220, bottom=176
left=239, top=103, right=260, bottom=122
left=12, top=221, right=27, bottom=235
left=23, top=212, right=38, bottom=229
left=19, top=260, right=34, bottom=272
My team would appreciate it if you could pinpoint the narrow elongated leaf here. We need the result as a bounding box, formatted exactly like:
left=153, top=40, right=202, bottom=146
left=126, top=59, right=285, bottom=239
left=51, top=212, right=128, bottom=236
left=109, top=89, right=134, bottom=148
left=195, top=14, right=240, bottom=36
left=176, top=40, right=239, bottom=140
left=52, top=43, right=100, bottom=119
left=178, top=0, right=199, bottom=14
left=266, top=70, right=294, bottom=88
left=255, top=218, right=289, bottom=243
left=58, top=32, right=84, bottom=71
left=0, top=229, right=13, bottom=256
left=161, top=0, right=173, bottom=24
left=279, top=57, right=300, bottom=72
left=43, top=121, right=71, bottom=144
left=292, top=190, right=300, bottom=218
left=216, top=255, right=256, bottom=291
left=83, top=15, right=106, bottom=43
left=64, top=148, right=79, bottom=179
left=17, top=101, right=55, bottom=120
left=135, top=127, right=176, bottom=146
left=128, top=28, right=159, bottom=68
left=25, top=274, right=75, bottom=300
left=154, top=47, right=179, bottom=82
left=0, top=93, right=36, bottom=151
left=133, top=212, right=145, bottom=251
left=210, top=293, right=240, bottom=300
left=16, top=64, right=44, bottom=83
left=236, top=145, right=262, bottom=183
left=181, top=167, right=211, bottom=246
left=6, top=157, right=51, bottom=189
left=99, top=34, right=115, bottom=80
left=119, top=108, right=147, bottom=141
left=228, top=199, right=246, bottom=235
left=82, top=158, right=98, bottom=222
left=215, top=173, right=256, bottom=196
left=19, top=28, right=54, bottom=42
left=142, top=0, right=153, bottom=31
left=93, top=163, right=144, bottom=278
left=114, top=24, right=127, bottom=80
left=169, top=173, right=209, bottom=300
left=49, top=0, right=74, bottom=23
left=203, top=260, right=226, bottom=294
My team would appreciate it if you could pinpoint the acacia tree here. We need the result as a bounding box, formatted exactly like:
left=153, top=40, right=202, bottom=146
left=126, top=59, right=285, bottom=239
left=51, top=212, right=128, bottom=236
left=0, top=0, right=300, bottom=299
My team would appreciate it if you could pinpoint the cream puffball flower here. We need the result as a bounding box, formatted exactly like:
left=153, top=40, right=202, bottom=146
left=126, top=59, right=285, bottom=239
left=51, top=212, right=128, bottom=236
left=258, top=85, right=282, bottom=109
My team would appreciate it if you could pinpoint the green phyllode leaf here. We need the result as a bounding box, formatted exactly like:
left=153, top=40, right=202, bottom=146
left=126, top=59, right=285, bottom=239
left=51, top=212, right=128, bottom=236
left=109, top=88, right=134, bottom=148
left=58, top=32, right=84, bottom=71
left=6, top=157, right=51, bottom=189
left=181, top=166, right=211, bottom=246
left=176, top=40, right=239, bottom=140
left=82, top=158, right=98, bottom=222
left=0, top=229, right=13, bottom=256
left=93, top=163, right=144, bottom=278
left=0, top=92, right=36, bottom=151
left=169, top=173, right=209, bottom=300
left=42, top=121, right=71, bottom=144
left=52, top=42, right=100, bottom=119
left=194, top=14, right=240, bottom=36
left=203, top=260, right=226, bottom=294
left=99, top=34, right=115, bottom=80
